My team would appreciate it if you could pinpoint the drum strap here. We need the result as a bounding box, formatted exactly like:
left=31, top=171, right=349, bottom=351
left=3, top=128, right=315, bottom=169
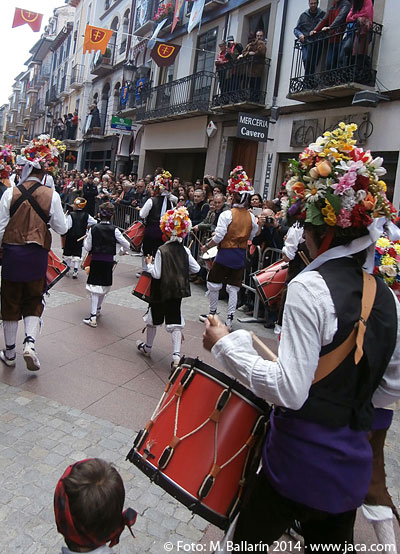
left=10, top=183, right=50, bottom=225
left=312, top=271, right=376, bottom=384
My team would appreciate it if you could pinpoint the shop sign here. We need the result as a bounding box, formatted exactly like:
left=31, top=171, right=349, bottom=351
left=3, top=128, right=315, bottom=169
left=263, top=153, right=273, bottom=199
left=237, top=112, right=269, bottom=142
left=290, top=113, right=372, bottom=148
left=111, top=116, right=132, bottom=134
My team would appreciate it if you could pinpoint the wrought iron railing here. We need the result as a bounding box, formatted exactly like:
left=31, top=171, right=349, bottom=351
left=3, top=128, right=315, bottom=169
left=71, top=64, right=84, bottom=86
left=134, top=0, right=156, bottom=32
left=91, top=42, right=116, bottom=71
left=84, top=111, right=107, bottom=136
left=289, top=21, right=382, bottom=94
left=136, top=71, right=214, bottom=122
left=212, top=57, right=270, bottom=106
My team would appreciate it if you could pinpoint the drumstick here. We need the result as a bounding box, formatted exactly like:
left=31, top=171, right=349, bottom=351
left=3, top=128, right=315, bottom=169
left=190, top=231, right=204, bottom=247
left=76, top=234, right=87, bottom=242
left=250, top=332, right=277, bottom=361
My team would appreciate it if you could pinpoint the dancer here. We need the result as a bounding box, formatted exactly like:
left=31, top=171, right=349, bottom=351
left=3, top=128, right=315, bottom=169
left=136, top=206, right=200, bottom=368
left=203, top=123, right=400, bottom=550
left=82, top=202, right=130, bottom=327
left=0, top=135, right=67, bottom=371
left=199, top=166, right=258, bottom=330
left=63, top=197, right=96, bottom=279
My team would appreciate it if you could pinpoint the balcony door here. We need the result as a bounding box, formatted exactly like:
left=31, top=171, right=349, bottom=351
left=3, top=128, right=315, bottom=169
left=231, top=138, right=258, bottom=184
left=193, top=27, right=217, bottom=103
left=155, top=64, right=175, bottom=110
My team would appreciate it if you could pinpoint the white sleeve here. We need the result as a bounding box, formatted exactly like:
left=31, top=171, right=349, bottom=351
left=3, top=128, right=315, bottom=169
left=372, top=290, right=400, bottom=408
left=67, top=214, right=73, bottom=231
left=184, top=246, right=201, bottom=274
left=282, top=223, right=305, bottom=260
left=0, top=188, right=13, bottom=244
left=146, top=249, right=162, bottom=279
left=139, top=198, right=153, bottom=219
left=49, top=192, right=68, bottom=235
left=212, top=210, right=232, bottom=244
left=115, top=227, right=131, bottom=251
left=87, top=215, right=97, bottom=226
left=249, top=212, right=259, bottom=241
left=212, top=272, right=337, bottom=409
left=83, top=228, right=92, bottom=252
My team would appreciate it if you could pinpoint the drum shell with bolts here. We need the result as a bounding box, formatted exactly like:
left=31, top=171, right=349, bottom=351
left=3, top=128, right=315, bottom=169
left=46, top=250, right=69, bottom=289
left=123, top=221, right=145, bottom=252
left=81, top=251, right=92, bottom=274
left=252, top=259, right=288, bottom=306
left=127, top=357, right=269, bottom=529
left=201, top=246, right=218, bottom=272
left=132, top=271, right=152, bottom=303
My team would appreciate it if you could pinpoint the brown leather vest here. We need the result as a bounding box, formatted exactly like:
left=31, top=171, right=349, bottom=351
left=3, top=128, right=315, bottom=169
left=220, top=207, right=253, bottom=250
left=3, top=181, right=52, bottom=251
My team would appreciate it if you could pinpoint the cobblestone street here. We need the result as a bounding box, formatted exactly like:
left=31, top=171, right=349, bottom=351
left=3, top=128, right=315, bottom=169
left=0, top=237, right=397, bottom=552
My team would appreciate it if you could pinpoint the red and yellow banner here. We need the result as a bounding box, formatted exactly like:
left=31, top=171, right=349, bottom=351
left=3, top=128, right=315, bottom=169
left=12, top=8, right=43, bottom=32
left=150, top=42, right=181, bottom=67
left=83, top=25, right=114, bottom=54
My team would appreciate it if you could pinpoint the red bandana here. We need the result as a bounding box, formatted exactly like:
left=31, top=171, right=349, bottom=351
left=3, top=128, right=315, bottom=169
left=54, top=460, right=137, bottom=548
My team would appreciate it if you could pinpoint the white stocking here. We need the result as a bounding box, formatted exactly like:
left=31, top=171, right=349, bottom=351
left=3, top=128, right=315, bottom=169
left=3, top=321, right=18, bottom=357
left=145, top=325, right=157, bottom=349
left=226, top=284, right=240, bottom=316
left=171, top=329, right=182, bottom=360
left=97, top=294, right=106, bottom=309
left=371, top=519, right=397, bottom=553
left=91, top=294, right=100, bottom=315
left=23, top=316, right=40, bottom=341
left=207, top=282, right=222, bottom=313
left=73, top=259, right=79, bottom=270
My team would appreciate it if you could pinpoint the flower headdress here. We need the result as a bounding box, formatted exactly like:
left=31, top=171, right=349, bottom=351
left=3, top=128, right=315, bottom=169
left=284, top=123, right=394, bottom=231
left=227, top=166, right=254, bottom=195
left=18, top=135, right=66, bottom=177
left=0, top=144, right=15, bottom=180
left=374, top=235, right=400, bottom=297
left=153, top=170, right=172, bottom=195
left=160, top=206, right=192, bottom=240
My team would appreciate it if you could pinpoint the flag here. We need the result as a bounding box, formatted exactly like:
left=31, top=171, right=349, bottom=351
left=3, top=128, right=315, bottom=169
left=12, top=8, right=43, bottom=32
left=147, top=18, right=168, bottom=51
left=172, top=0, right=186, bottom=33
left=188, top=0, right=205, bottom=34
left=150, top=42, right=181, bottom=67
left=83, top=25, right=114, bottom=54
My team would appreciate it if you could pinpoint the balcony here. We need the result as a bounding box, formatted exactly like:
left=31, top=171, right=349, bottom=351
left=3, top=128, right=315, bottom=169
left=59, top=76, right=71, bottom=98
left=83, top=111, right=107, bottom=137
left=91, top=44, right=116, bottom=77
left=134, top=0, right=155, bottom=37
left=71, top=64, right=84, bottom=89
left=38, top=64, right=51, bottom=85
left=135, top=71, right=215, bottom=123
left=32, top=100, right=45, bottom=118
left=26, top=77, right=40, bottom=94
left=49, top=87, right=59, bottom=104
left=212, top=57, right=270, bottom=110
left=288, top=22, right=382, bottom=103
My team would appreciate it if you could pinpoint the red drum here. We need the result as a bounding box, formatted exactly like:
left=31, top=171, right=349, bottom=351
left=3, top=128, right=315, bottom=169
left=124, top=221, right=145, bottom=252
left=81, top=252, right=92, bottom=274
left=46, top=250, right=68, bottom=290
left=132, top=271, right=152, bottom=303
left=127, top=357, right=269, bottom=529
left=252, top=259, right=289, bottom=306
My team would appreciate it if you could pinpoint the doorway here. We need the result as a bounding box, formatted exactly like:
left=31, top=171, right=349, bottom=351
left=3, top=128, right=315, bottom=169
left=231, top=138, right=259, bottom=184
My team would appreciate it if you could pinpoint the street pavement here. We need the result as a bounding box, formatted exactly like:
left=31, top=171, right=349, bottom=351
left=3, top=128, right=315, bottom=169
left=0, top=234, right=398, bottom=553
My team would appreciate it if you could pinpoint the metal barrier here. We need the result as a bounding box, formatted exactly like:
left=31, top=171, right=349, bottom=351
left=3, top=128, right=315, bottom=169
left=113, top=204, right=140, bottom=231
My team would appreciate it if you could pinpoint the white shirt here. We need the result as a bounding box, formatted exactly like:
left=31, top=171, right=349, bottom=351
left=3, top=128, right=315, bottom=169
left=0, top=183, right=68, bottom=244
left=60, top=546, right=113, bottom=554
left=212, top=270, right=400, bottom=410
left=42, top=174, right=55, bottom=189
left=139, top=194, right=178, bottom=219
left=212, top=207, right=259, bottom=245
left=146, top=239, right=200, bottom=279
left=83, top=223, right=130, bottom=254
left=282, top=222, right=305, bottom=260
left=67, top=212, right=97, bottom=231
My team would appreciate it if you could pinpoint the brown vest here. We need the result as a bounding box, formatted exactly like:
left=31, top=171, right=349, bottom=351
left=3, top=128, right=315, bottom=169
left=220, top=207, right=253, bottom=250
left=3, top=181, right=53, bottom=251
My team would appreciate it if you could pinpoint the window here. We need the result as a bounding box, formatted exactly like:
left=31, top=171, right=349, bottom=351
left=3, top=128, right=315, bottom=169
left=120, top=10, right=130, bottom=54
left=248, top=8, right=270, bottom=40
left=194, top=27, right=218, bottom=74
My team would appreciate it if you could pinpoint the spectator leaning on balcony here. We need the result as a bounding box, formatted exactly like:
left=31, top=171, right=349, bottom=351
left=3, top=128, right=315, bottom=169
left=294, top=0, right=326, bottom=77
left=215, top=41, right=230, bottom=94
left=88, top=103, right=101, bottom=130
left=225, top=35, right=243, bottom=93
left=310, top=0, right=352, bottom=71
left=238, top=30, right=267, bottom=101
left=338, top=0, right=374, bottom=69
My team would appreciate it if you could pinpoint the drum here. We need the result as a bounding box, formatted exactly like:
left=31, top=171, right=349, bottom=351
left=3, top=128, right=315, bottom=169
left=46, top=250, right=68, bottom=290
left=81, top=251, right=92, bottom=274
left=124, top=221, right=145, bottom=252
left=252, top=259, right=289, bottom=306
left=132, top=271, right=152, bottom=303
left=201, top=246, right=218, bottom=272
left=127, top=357, right=269, bottom=529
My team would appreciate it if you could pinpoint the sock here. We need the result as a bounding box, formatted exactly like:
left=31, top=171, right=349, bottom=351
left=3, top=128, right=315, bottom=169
left=73, top=260, right=79, bottom=271
left=23, top=316, right=40, bottom=342
left=3, top=321, right=18, bottom=359
left=171, top=329, right=182, bottom=361
left=145, top=325, right=157, bottom=349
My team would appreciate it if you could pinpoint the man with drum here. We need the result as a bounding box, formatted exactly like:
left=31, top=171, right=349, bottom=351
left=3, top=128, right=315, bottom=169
left=0, top=135, right=67, bottom=371
left=203, top=124, right=400, bottom=549
left=199, top=167, right=259, bottom=330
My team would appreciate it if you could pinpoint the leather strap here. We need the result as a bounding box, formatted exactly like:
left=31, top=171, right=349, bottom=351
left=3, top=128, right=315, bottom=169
left=312, top=271, right=377, bottom=384
left=10, top=182, right=50, bottom=225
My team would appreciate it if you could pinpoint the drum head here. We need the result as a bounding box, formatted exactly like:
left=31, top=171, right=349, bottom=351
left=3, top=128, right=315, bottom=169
left=202, top=246, right=218, bottom=260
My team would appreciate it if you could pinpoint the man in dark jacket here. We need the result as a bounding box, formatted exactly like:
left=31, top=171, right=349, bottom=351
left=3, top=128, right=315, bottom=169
left=294, top=0, right=326, bottom=76
left=82, top=175, right=98, bottom=217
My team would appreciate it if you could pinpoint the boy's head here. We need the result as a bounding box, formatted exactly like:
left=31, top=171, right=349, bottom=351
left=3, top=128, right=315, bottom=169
left=73, top=197, right=87, bottom=211
left=54, top=458, right=136, bottom=551
left=98, top=201, right=115, bottom=221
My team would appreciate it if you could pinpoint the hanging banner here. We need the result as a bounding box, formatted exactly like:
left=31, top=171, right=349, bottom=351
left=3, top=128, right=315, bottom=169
left=172, top=0, right=186, bottom=33
left=136, top=78, right=147, bottom=102
left=150, top=43, right=181, bottom=67
left=83, top=25, right=114, bottom=54
left=120, top=84, right=129, bottom=107
left=188, top=0, right=205, bottom=34
left=12, top=8, right=43, bottom=32
left=147, top=18, right=168, bottom=50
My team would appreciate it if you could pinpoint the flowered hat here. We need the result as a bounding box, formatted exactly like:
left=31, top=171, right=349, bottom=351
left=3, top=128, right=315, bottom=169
left=160, top=206, right=192, bottom=240
left=73, top=197, right=87, bottom=209
left=284, top=123, right=394, bottom=232
left=18, top=134, right=66, bottom=176
left=153, top=170, right=172, bottom=195
left=374, top=235, right=400, bottom=294
left=227, top=166, right=254, bottom=195
left=0, top=144, right=14, bottom=180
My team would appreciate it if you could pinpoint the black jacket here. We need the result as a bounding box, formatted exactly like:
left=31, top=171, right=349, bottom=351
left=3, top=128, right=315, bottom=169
left=294, top=8, right=326, bottom=38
